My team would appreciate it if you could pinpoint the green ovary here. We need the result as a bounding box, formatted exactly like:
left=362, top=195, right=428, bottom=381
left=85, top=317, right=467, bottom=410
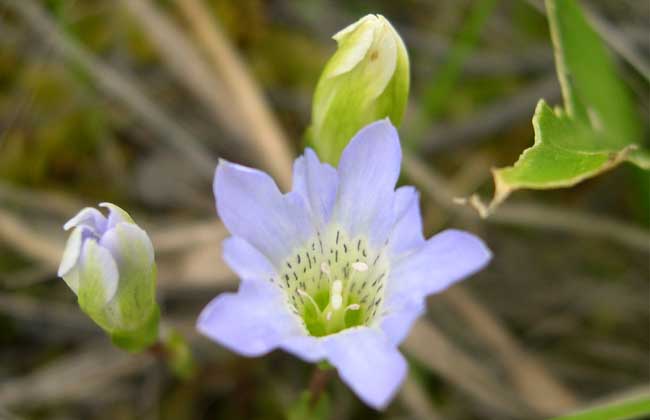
left=274, top=227, right=388, bottom=337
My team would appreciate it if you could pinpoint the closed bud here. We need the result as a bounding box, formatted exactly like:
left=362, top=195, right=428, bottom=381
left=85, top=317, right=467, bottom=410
left=58, top=203, right=159, bottom=351
left=309, top=14, right=410, bottom=164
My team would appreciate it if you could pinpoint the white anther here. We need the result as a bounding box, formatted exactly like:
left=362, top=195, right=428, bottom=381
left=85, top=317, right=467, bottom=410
left=332, top=279, right=343, bottom=294
left=320, top=262, right=330, bottom=275
left=346, top=304, right=360, bottom=311
left=352, top=262, right=368, bottom=272
left=331, top=294, right=343, bottom=310
left=326, top=311, right=332, bottom=321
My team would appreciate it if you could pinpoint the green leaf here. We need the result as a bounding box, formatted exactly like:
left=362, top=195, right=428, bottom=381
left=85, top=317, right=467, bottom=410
left=479, top=0, right=648, bottom=213
left=548, top=396, right=650, bottom=420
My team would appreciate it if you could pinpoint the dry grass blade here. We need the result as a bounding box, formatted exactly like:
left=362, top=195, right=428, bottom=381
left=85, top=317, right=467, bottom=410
left=0, top=208, right=62, bottom=268
left=1, top=0, right=216, bottom=179
left=403, top=319, right=528, bottom=417
left=445, top=288, right=579, bottom=415
left=174, top=0, right=294, bottom=189
left=0, top=342, right=153, bottom=407
left=398, top=375, right=444, bottom=420
left=119, top=1, right=246, bottom=147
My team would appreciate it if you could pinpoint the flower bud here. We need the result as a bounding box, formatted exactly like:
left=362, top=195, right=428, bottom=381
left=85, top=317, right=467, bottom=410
left=309, top=14, right=410, bottom=165
left=58, top=203, right=159, bottom=351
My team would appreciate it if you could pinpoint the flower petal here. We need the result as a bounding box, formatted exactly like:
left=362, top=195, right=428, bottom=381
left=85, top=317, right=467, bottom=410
left=99, top=202, right=135, bottom=229
left=379, top=297, right=425, bottom=345
left=334, top=119, right=401, bottom=247
left=100, top=222, right=154, bottom=268
left=78, top=239, right=119, bottom=305
left=214, top=160, right=313, bottom=266
left=197, top=280, right=305, bottom=357
left=222, top=236, right=276, bottom=281
left=386, top=229, right=491, bottom=307
left=389, top=186, right=425, bottom=257
left=324, top=327, right=407, bottom=410
left=280, top=335, right=327, bottom=363
left=58, top=226, right=84, bottom=278
left=63, top=207, right=107, bottom=233
left=292, top=148, right=338, bottom=227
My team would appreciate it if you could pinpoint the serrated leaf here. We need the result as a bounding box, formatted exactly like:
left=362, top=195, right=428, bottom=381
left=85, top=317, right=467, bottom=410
left=479, top=0, right=648, bottom=213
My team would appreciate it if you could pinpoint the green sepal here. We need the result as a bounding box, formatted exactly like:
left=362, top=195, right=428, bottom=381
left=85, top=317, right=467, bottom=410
left=110, top=304, right=160, bottom=352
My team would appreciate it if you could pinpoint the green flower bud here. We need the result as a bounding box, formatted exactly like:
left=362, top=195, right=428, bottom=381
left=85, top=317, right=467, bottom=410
left=58, top=203, right=159, bottom=352
left=309, top=14, right=410, bottom=165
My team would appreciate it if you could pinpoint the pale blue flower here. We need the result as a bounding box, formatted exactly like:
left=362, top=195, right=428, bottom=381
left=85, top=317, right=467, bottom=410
left=198, top=119, right=491, bottom=409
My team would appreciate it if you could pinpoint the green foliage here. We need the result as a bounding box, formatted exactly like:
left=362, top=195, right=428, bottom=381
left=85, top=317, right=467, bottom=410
left=421, top=0, right=497, bottom=120
left=549, top=396, right=650, bottom=420
left=483, top=0, right=649, bottom=211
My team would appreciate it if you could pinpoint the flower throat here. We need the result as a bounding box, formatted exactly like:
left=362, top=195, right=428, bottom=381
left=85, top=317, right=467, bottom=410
left=272, top=228, right=388, bottom=337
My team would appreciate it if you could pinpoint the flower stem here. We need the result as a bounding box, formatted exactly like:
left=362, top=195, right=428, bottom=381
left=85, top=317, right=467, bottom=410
left=308, top=365, right=333, bottom=408
left=148, top=326, right=196, bottom=380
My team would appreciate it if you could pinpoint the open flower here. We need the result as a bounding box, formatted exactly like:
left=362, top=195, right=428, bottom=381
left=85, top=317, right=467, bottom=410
left=58, top=203, right=159, bottom=351
left=198, top=119, right=491, bottom=409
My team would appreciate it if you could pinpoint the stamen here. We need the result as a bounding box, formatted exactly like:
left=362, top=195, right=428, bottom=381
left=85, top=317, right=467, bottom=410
left=345, top=304, right=360, bottom=311
left=326, top=311, right=332, bottom=321
left=332, top=279, right=343, bottom=294
left=320, top=262, right=330, bottom=275
left=352, top=262, right=368, bottom=272
left=297, top=289, right=321, bottom=314
left=331, top=294, right=342, bottom=310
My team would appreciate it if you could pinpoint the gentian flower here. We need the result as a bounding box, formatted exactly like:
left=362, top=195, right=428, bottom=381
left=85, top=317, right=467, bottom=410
left=198, top=119, right=491, bottom=409
left=58, top=203, right=159, bottom=351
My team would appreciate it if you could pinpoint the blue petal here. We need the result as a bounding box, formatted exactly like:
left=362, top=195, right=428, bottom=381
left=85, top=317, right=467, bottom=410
left=280, top=335, right=327, bottom=363
left=333, top=119, right=401, bottom=247
left=197, top=280, right=304, bottom=357
left=386, top=229, right=491, bottom=307
left=389, top=186, right=425, bottom=257
left=214, top=160, right=313, bottom=266
left=379, top=297, right=425, bottom=345
left=222, top=236, right=277, bottom=281
left=292, top=148, right=338, bottom=227
left=323, top=327, right=407, bottom=410
left=63, top=207, right=107, bottom=234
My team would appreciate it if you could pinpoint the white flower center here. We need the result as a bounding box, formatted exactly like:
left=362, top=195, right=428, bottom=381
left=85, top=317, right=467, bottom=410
left=272, top=227, right=388, bottom=337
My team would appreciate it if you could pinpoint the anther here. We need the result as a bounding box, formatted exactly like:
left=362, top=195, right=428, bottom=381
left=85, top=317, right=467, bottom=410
left=352, top=262, right=368, bottom=272
left=320, top=262, right=330, bottom=275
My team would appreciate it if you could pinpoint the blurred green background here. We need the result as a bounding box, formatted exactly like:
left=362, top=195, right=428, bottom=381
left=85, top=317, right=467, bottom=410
left=0, top=0, right=648, bottom=419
